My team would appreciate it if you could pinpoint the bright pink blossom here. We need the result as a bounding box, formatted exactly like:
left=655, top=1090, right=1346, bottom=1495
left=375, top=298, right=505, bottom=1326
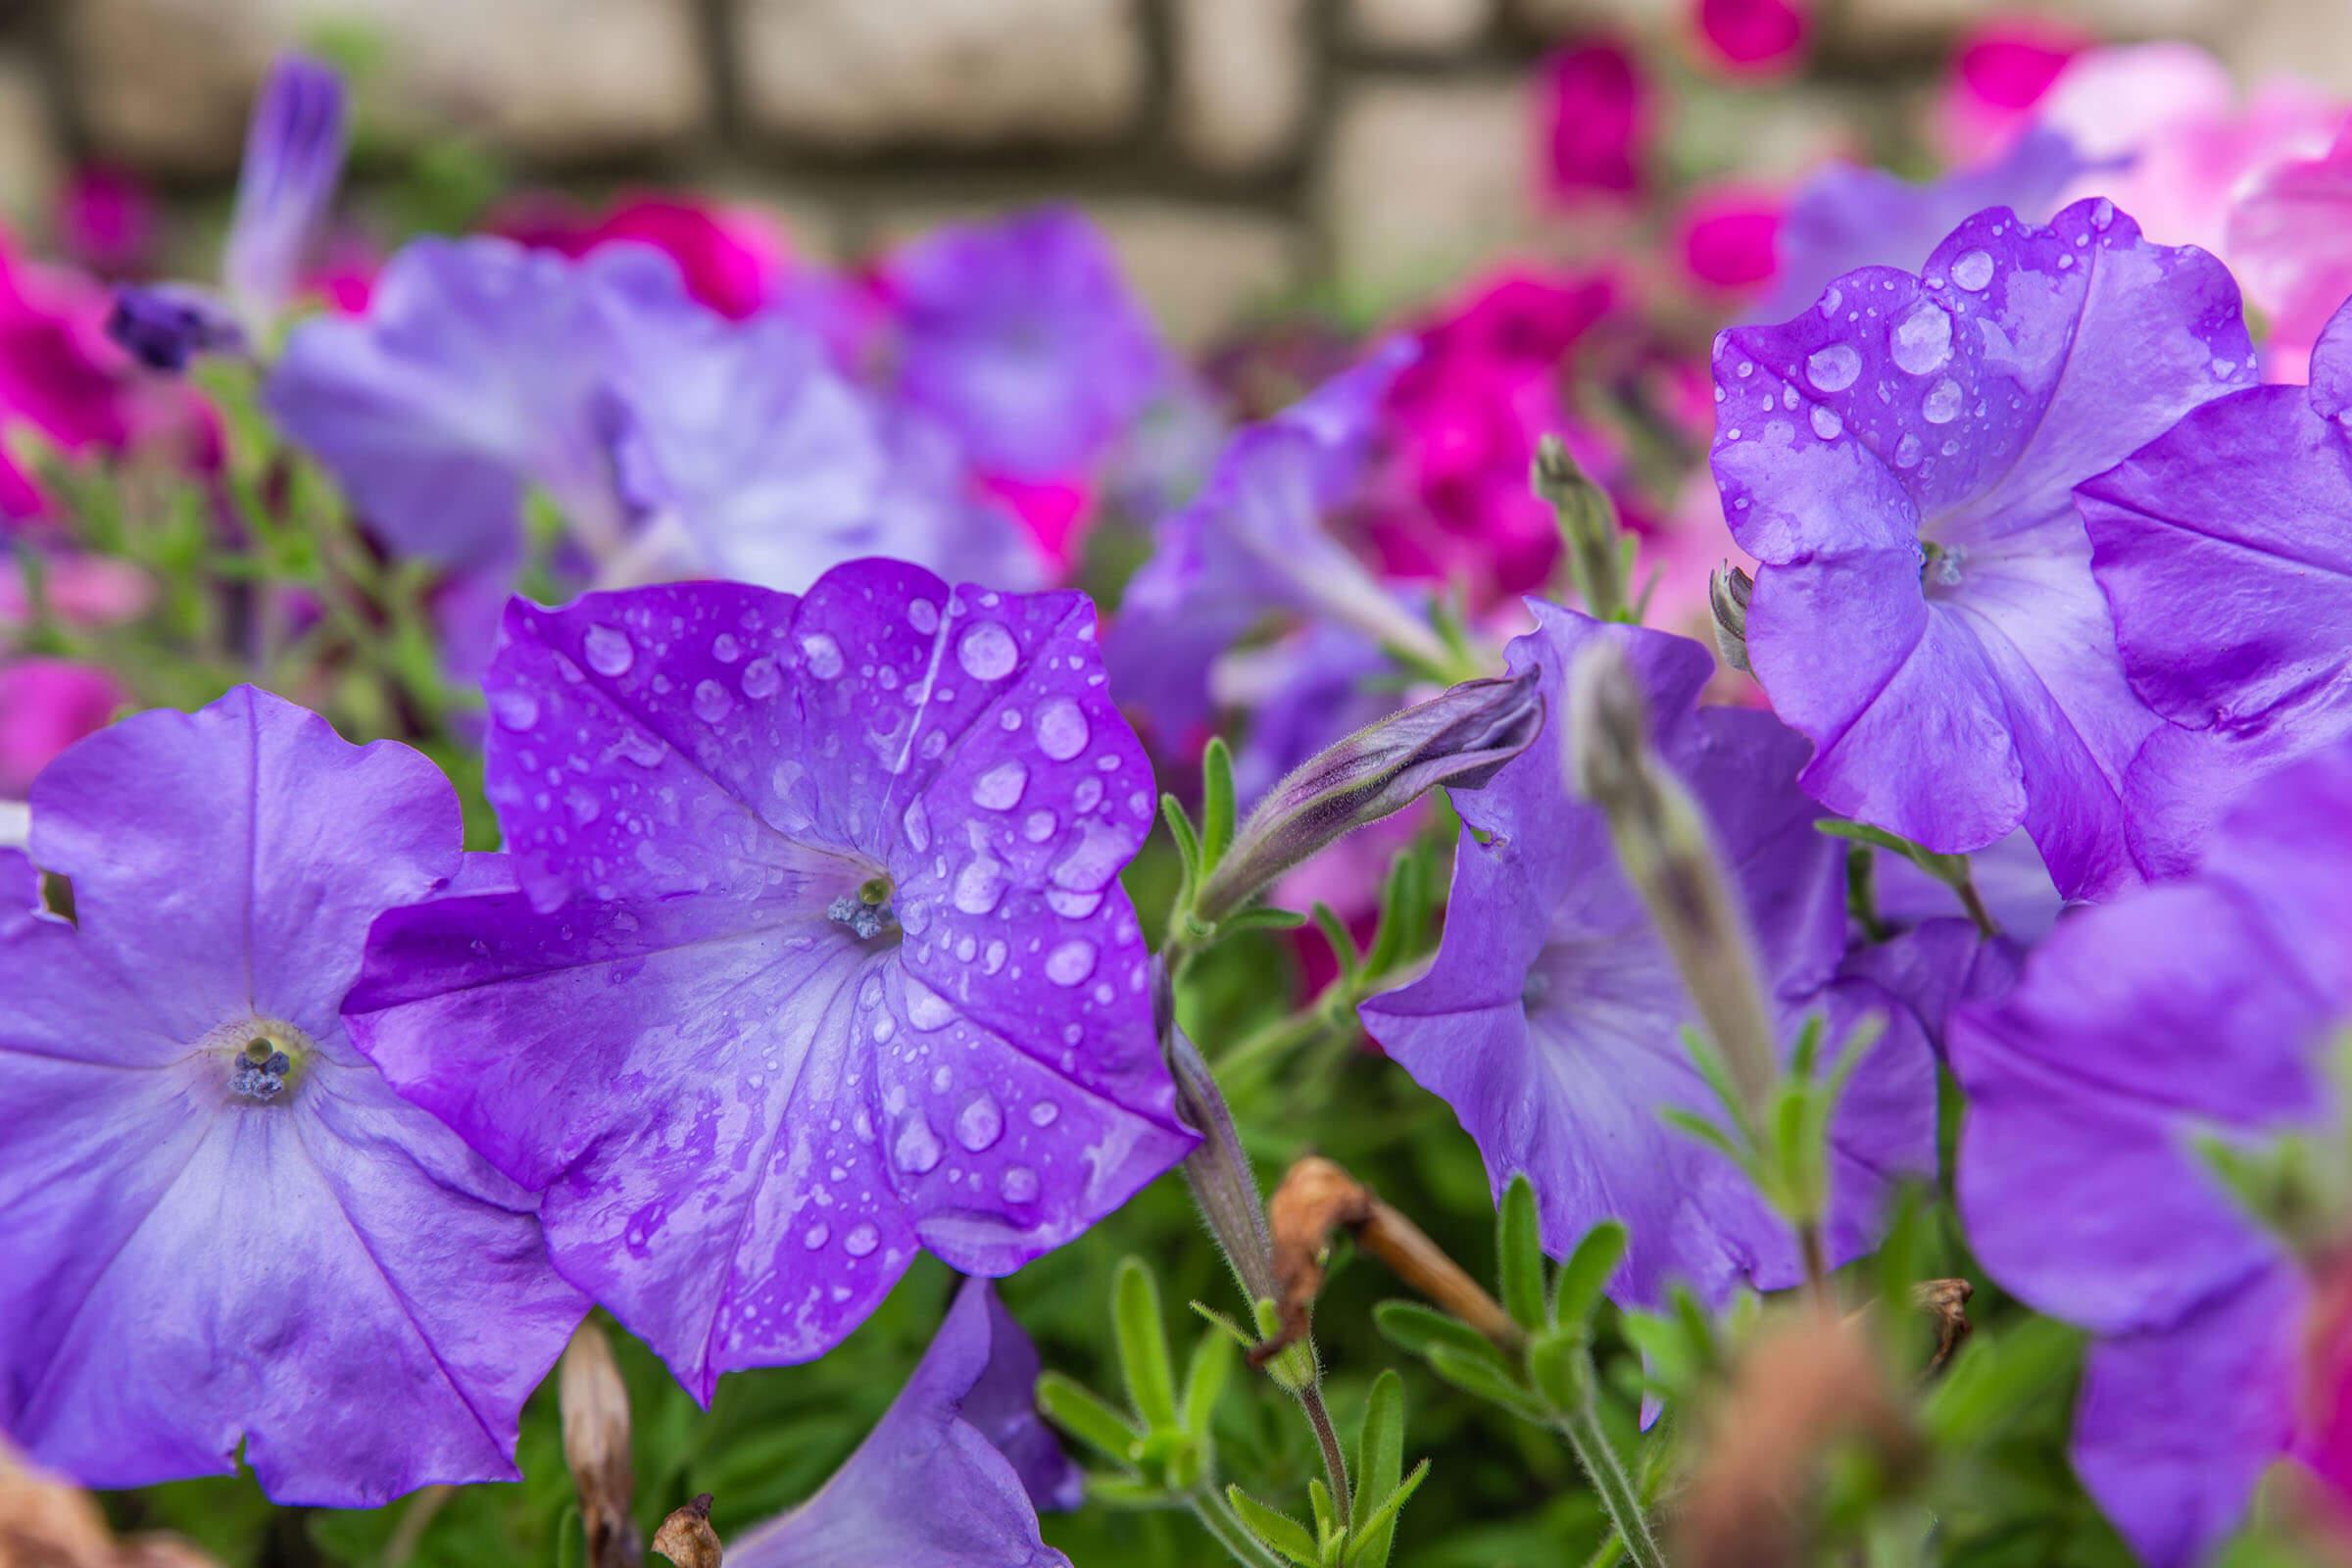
left=2228, top=120, right=2352, bottom=382
left=494, top=192, right=792, bottom=320
left=1936, top=16, right=2091, bottom=163
left=1539, top=41, right=1646, bottom=200
left=57, top=167, right=156, bottom=278
left=0, top=660, right=122, bottom=796
left=1693, top=0, right=1808, bottom=76
left=1678, top=184, right=1782, bottom=292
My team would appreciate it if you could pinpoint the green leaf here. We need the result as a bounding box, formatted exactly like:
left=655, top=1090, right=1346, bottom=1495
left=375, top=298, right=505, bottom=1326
left=1160, top=794, right=1203, bottom=885
left=1372, top=1299, right=1509, bottom=1368
left=1311, top=901, right=1362, bottom=984
left=1497, top=1174, right=1548, bottom=1332
left=1678, top=1024, right=1756, bottom=1142
left=1349, top=1371, right=1407, bottom=1567
left=1656, top=1106, right=1747, bottom=1169
left=1036, top=1372, right=1144, bottom=1466
left=1182, top=1325, right=1237, bottom=1437
left=1113, top=1257, right=1180, bottom=1431
left=1525, top=1327, right=1589, bottom=1413
left=1425, top=1345, right=1547, bottom=1423
left=1347, top=1459, right=1431, bottom=1561
left=1190, top=1299, right=1259, bottom=1351
left=1228, top=1486, right=1323, bottom=1566
left=1308, top=1478, right=1338, bottom=1544
left=1553, top=1219, right=1628, bottom=1327
left=1220, top=906, right=1311, bottom=935
left=1201, top=736, right=1238, bottom=871
left=1361, top=851, right=1420, bottom=979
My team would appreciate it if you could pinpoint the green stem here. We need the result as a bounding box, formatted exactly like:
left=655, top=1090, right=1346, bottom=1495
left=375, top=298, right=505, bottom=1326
left=1553, top=1396, right=1666, bottom=1568
left=1954, top=870, right=1998, bottom=940
left=1297, top=1382, right=1352, bottom=1524
left=1189, top=1492, right=1289, bottom=1568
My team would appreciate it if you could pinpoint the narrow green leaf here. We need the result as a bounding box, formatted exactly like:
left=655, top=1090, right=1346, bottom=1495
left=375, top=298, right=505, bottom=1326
left=1372, top=1300, right=1509, bottom=1368
left=1221, top=906, right=1310, bottom=935
left=1346, top=1459, right=1431, bottom=1560
left=1308, top=1478, right=1337, bottom=1544
left=1788, top=1013, right=1825, bottom=1082
left=1201, top=736, right=1238, bottom=871
left=1677, top=1024, right=1755, bottom=1140
left=1036, top=1372, right=1144, bottom=1465
left=1190, top=1299, right=1259, bottom=1351
left=1086, top=1476, right=1174, bottom=1508
left=1497, top=1174, right=1547, bottom=1332
left=1227, top=1486, right=1322, bottom=1566
left=1656, top=1106, right=1747, bottom=1168
left=1182, top=1325, right=1237, bottom=1437
left=1348, top=1371, right=1406, bottom=1565
left=1424, top=1345, right=1547, bottom=1423
left=1552, top=1219, right=1628, bottom=1327
left=1160, top=794, right=1203, bottom=883
left=1113, top=1256, right=1180, bottom=1431
left=1311, top=901, right=1362, bottom=984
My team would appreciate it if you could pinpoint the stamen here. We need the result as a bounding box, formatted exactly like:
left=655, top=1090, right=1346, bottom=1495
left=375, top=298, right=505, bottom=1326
left=828, top=893, right=899, bottom=943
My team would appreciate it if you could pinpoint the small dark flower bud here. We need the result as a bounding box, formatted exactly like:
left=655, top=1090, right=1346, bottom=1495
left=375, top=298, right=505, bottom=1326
left=1709, top=564, right=1754, bottom=674
left=105, top=286, right=247, bottom=374
left=1535, top=434, right=1631, bottom=623
left=1194, top=668, right=1544, bottom=926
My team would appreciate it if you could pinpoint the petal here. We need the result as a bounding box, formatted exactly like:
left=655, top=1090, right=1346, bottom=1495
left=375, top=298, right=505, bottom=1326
left=27, top=685, right=460, bottom=1040
left=733, top=1280, right=1072, bottom=1568
left=2073, top=1267, right=2304, bottom=1568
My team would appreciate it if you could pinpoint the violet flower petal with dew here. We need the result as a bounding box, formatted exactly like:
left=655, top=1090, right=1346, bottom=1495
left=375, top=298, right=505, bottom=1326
left=346, top=563, right=1195, bottom=1399
left=1950, top=738, right=2352, bottom=1568
left=0, top=687, right=584, bottom=1503
left=731, top=1279, right=1076, bottom=1568
left=1359, top=607, right=1935, bottom=1305
left=1714, top=197, right=2254, bottom=900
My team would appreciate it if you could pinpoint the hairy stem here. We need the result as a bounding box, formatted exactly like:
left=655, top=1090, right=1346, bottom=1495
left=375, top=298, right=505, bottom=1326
left=1189, top=1492, right=1290, bottom=1568
left=1554, top=1395, right=1667, bottom=1568
left=1298, top=1382, right=1352, bottom=1523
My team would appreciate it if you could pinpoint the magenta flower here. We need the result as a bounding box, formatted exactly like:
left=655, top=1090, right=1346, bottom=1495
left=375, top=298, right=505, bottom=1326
left=1950, top=738, right=2352, bottom=1567
left=495, top=191, right=792, bottom=321
left=1539, top=41, right=1646, bottom=200
left=1359, top=608, right=1935, bottom=1303
left=2077, top=295, right=2352, bottom=878
left=346, top=563, right=1194, bottom=1398
left=2226, top=119, right=2352, bottom=380
left=1693, top=0, right=1808, bottom=75
left=883, top=208, right=1165, bottom=485
left=1713, top=198, right=2253, bottom=900
left=0, top=687, right=584, bottom=1502
left=730, top=1280, right=1078, bottom=1568
left=1935, top=15, right=2090, bottom=164
left=0, top=660, right=122, bottom=797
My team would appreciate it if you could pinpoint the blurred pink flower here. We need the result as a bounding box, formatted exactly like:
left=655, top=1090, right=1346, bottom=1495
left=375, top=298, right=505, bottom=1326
left=2228, top=119, right=2352, bottom=381
left=0, top=554, right=150, bottom=626
left=0, top=659, right=122, bottom=795
left=1936, top=15, right=2091, bottom=163
left=1368, top=270, right=1617, bottom=608
left=1679, top=184, right=1783, bottom=292
left=977, top=472, right=1093, bottom=574
left=0, top=234, right=173, bottom=523
left=494, top=191, right=792, bottom=320
left=1540, top=41, right=1647, bottom=200
left=57, top=166, right=157, bottom=279
left=2038, top=43, right=2340, bottom=257
left=1693, top=0, right=1809, bottom=76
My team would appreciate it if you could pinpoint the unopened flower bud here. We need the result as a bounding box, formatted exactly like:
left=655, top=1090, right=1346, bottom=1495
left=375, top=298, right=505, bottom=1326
left=1709, top=564, right=1753, bottom=674
left=1162, top=1014, right=1280, bottom=1307
left=561, top=1319, right=641, bottom=1568
left=105, top=286, right=248, bottom=374
left=651, top=1493, right=722, bottom=1568
left=1194, top=668, right=1544, bottom=925
left=1567, top=640, right=1778, bottom=1116
left=1535, top=434, right=1630, bottom=623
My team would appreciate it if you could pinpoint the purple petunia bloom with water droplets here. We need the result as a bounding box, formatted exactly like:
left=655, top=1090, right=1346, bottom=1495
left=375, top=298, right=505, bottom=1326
left=730, top=1279, right=1078, bottom=1568
left=2079, top=293, right=2352, bottom=878
left=345, top=561, right=1195, bottom=1399
left=885, top=207, right=1166, bottom=484
left=1950, top=736, right=2352, bottom=1568
left=1358, top=607, right=1936, bottom=1305
left=0, top=687, right=585, bottom=1503
left=1712, top=197, right=2256, bottom=900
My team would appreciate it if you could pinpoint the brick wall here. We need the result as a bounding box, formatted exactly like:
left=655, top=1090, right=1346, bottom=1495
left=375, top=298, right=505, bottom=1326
left=5, top=0, right=2348, bottom=344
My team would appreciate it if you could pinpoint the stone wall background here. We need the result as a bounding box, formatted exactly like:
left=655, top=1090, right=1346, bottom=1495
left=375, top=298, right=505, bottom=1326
left=4, top=0, right=2349, bottom=344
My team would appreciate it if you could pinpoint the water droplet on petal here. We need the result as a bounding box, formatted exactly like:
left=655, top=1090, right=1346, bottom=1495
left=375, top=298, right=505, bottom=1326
left=1894, top=432, right=1924, bottom=468
left=742, top=658, right=780, bottom=699
left=845, top=1223, right=880, bottom=1257
left=971, top=760, right=1028, bottom=810
left=1950, top=250, right=1994, bottom=291
left=1922, top=378, right=1963, bottom=424
left=1805, top=343, right=1861, bottom=393
left=712, top=633, right=741, bottom=663
left=1029, top=1101, right=1060, bottom=1127
left=489, top=687, right=539, bottom=731
left=893, top=1117, right=943, bottom=1175
left=905, top=979, right=956, bottom=1030
left=956, top=621, right=1017, bottom=681
left=954, top=851, right=1007, bottom=914
left=1034, top=698, right=1089, bottom=761
left=584, top=624, right=634, bottom=677
left=1045, top=938, right=1098, bottom=987
left=801, top=633, right=844, bottom=679
left=803, top=1222, right=830, bottom=1250
left=955, top=1095, right=1004, bottom=1152
left=908, top=599, right=941, bottom=634
left=1889, top=302, right=1952, bottom=374
left=1809, top=405, right=1843, bottom=440
left=1000, top=1166, right=1040, bottom=1203
left=693, top=680, right=733, bottom=722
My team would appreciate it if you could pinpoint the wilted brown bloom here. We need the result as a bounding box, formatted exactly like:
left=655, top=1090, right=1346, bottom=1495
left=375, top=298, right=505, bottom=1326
left=0, top=1437, right=216, bottom=1568
left=562, top=1319, right=642, bottom=1568
left=651, top=1493, right=722, bottom=1568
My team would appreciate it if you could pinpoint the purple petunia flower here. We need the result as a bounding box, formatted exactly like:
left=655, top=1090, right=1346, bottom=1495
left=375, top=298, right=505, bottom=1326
left=731, top=1279, right=1078, bottom=1568
left=2078, top=293, right=2352, bottom=878
left=1106, top=341, right=1439, bottom=746
left=1758, top=127, right=2095, bottom=321
left=108, top=54, right=346, bottom=369
left=1358, top=607, right=1936, bottom=1303
left=885, top=208, right=1165, bottom=484
left=1950, top=736, right=2352, bottom=1567
left=1712, top=198, right=2255, bottom=901
left=0, top=687, right=584, bottom=1503
left=345, top=562, right=1195, bottom=1398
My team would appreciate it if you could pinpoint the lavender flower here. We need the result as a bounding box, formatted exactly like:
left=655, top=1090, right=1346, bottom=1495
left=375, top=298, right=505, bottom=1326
left=345, top=563, right=1195, bottom=1397
left=0, top=688, right=584, bottom=1502
left=1712, top=198, right=2255, bottom=900
left=1108, top=342, right=1444, bottom=743
left=2078, top=294, right=2352, bottom=877
left=886, top=208, right=1165, bottom=483
left=1358, top=607, right=1936, bottom=1304
left=1950, top=737, right=2352, bottom=1567
left=731, top=1280, right=1079, bottom=1568
left=107, top=54, right=346, bottom=369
